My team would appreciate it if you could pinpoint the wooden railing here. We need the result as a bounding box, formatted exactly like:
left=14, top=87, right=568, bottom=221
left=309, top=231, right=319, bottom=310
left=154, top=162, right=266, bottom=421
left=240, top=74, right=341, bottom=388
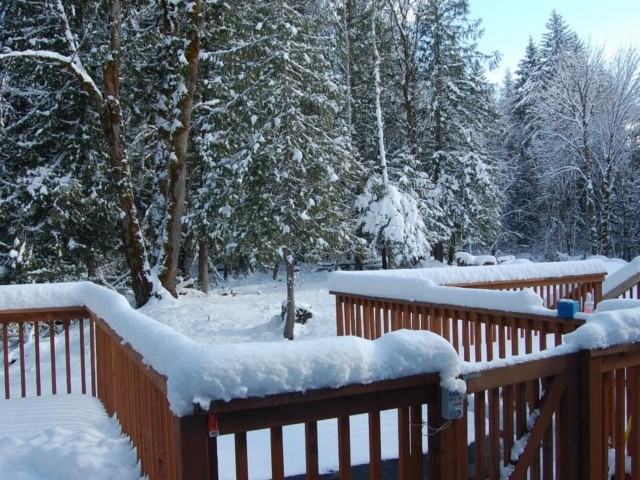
left=0, top=307, right=96, bottom=399
left=204, top=373, right=442, bottom=479
left=0, top=306, right=209, bottom=480
left=448, top=272, right=604, bottom=310
left=331, top=292, right=584, bottom=361
left=330, top=289, right=640, bottom=479
left=3, top=281, right=640, bottom=479
left=603, top=270, right=640, bottom=300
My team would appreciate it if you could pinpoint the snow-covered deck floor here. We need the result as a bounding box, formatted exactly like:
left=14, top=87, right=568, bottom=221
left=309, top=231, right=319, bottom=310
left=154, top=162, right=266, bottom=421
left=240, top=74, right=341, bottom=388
left=0, top=394, right=143, bottom=479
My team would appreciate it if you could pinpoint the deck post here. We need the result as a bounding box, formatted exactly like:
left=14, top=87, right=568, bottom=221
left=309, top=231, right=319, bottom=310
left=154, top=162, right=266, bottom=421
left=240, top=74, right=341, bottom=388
left=175, top=414, right=210, bottom=480
left=581, top=350, right=605, bottom=480
left=428, top=385, right=465, bottom=480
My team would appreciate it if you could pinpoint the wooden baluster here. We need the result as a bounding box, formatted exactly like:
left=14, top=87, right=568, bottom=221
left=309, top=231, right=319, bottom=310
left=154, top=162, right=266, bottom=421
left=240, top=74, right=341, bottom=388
left=369, top=411, right=382, bottom=479
left=355, top=299, right=363, bottom=338
left=89, top=315, right=97, bottom=397
left=398, top=406, right=410, bottom=479
left=270, top=427, right=284, bottom=480
left=629, top=366, right=640, bottom=479
left=234, top=432, right=249, bottom=480
left=19, top=322, right=26, bottom=397
left=451, top=309, right=460, bottom=353
left=49, top=319, right=57, bottom=395
left=3, top=322, right=10, bottom=399
left=409, top=405, right=423, bottom=479
left=462, top=311, right=470, bottom=361
left=336, top=296, right=344, bottom=336
left=485, top=314, right=494, bottom=362
left=489, top=387, right=501, bottom=480
left=474, top=391, right=487, bottom=480
left=343, top=298, right=352, bottom=336
left=338, top=416, right=351, bottom=480
left=35, top=320, right=42, bottom=396
left=79, top=319, right=86, bottom=394
left=503, top=384, right=515, bottom=472
left=363, top=300, right=372, bottom=340
left=498, top=316, right=506, bottom=359
left=305, top=422, right=319, bottom=479
left=64, top=320, right=72, bottom=393
left=208, top=436, right=219, bottom=480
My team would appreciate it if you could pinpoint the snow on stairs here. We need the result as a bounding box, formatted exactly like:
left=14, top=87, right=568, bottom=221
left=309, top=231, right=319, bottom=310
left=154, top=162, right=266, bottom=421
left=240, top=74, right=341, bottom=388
left=0, top=393, right=142, bottom=479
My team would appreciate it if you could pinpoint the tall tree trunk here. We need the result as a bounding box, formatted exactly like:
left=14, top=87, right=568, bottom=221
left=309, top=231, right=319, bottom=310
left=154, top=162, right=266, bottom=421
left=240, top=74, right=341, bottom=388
left=371, top=0, right=388, bottom=188
left=600, top=158, right=613, bottom=256
left=156, top=0, right=201, bottom=297
left=283, top=247, right=296, bottom=341
left=581, top=121, right=597, bottom=256
left=387, top=0, right=417, bottom=155
left=198, top=239, right=208, bottom=294
left=102, top=0, right=153, bottom=307
left=433, top=242, right=444, bottom=263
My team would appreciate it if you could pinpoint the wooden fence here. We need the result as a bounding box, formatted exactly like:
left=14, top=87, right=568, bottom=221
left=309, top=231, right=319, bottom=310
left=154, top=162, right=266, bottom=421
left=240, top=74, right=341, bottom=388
left=0, top=306, right=208, bottom=480
left=2, top=275, right=640, bottom=479
left=331, top=292, right=584, bottom=362
left=330, top=286, right=640, bottom=479
left=447, top=272, right=604, bottom=310
left=603, top=270, right=640, bottom=301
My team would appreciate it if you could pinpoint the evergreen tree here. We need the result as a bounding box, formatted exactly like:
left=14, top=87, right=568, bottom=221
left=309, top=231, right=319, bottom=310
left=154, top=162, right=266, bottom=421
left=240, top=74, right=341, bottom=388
left=194, top=0, right=357, bottom=338
left=415, top=0, right=501, bottom=262
left=0, top=0, right=121, bottom=283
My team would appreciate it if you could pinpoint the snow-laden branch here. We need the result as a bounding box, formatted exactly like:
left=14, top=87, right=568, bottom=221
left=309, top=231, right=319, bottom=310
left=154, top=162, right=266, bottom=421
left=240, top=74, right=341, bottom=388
left=0, top=50, right=103, bottom=109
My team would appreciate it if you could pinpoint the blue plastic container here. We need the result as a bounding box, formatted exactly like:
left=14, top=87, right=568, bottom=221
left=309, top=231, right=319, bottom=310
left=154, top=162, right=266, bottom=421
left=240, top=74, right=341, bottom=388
left=557, top=299, right=579, bottom=318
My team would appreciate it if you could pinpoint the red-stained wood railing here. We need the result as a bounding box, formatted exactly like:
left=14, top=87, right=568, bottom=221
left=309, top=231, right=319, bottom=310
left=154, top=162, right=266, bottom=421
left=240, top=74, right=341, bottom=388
left=603, top=270, right=640, bottom=301
left=0, top=306, right=209, bottom=480
left=0, top=307, right=96, bottom=399
left=581, top=343, right=640, bottom=480
left=331, top=292, right=584, bottom=361
left=449, top=272, right=604, bottom=310
left=446, top=353, right=584, bottom=480
left=204, top=373, right=442, bottom=480
left=4, top=285, right=640, bottom=480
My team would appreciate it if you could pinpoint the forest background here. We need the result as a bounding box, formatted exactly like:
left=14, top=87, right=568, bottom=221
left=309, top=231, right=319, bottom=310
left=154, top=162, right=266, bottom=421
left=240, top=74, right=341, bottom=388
left=1, top=0, right=639, bottom=336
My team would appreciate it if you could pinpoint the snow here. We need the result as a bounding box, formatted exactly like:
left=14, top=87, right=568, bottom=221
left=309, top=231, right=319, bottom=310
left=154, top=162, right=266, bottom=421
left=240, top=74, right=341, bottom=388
left=0, top=394, right=141, bottom=480
left=0, top=278, right=463, bottom=415
left=602, top=256, right=640, bottom=296
left=328, top=270, right=551, bottom=316
left=2, top=259, right=640, bottom=479
left=329, top=259, right=608, bottom=288
left=0, top=50, right=102, bottom=103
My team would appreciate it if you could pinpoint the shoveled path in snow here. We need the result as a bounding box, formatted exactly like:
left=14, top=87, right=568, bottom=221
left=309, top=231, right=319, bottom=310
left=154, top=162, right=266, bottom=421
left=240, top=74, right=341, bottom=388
left=0, top=394, right=143, bottom=480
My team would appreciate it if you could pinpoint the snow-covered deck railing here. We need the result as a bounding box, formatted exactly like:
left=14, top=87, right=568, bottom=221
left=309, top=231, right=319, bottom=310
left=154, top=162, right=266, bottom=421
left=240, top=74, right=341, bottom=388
left=330, top=259, right=606, bottom=309
left=0, top=282, right=465, bottom=479
left=328, top=270, right=587, bottom=362
left=0, top=306, right=96, bottom=399
left=603, top=256, right=640, bottom=300
left=4, top=281, right=640, bottom=479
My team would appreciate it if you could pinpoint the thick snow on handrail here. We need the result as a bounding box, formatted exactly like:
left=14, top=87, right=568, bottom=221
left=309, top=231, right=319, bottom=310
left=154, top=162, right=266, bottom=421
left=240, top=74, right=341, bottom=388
left=329, top=259, right=607, bottom=291
left=0, top=282, right=463, bottom=415
left=602, top=256, right=640, bottom=297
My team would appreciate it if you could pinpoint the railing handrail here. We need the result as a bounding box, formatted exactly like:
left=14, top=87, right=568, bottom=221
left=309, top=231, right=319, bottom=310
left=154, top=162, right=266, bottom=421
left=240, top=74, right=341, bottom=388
left=448, top=272, right=605, bottom=288
left=329, top=290, right=584, bottom=332
left=0, top=306, right=90, bottom=322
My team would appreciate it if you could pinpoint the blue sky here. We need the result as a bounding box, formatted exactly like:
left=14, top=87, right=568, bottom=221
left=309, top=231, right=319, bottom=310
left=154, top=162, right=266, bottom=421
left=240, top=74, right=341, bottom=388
left=468, top=0, right=640, bottom=83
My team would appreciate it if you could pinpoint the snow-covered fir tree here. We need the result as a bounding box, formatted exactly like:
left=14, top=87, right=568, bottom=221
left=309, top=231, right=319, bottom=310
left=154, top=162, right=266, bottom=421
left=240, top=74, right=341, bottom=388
left=414, top=0, right=501, bottom=263
left=191, top=0, right=358, bottom=338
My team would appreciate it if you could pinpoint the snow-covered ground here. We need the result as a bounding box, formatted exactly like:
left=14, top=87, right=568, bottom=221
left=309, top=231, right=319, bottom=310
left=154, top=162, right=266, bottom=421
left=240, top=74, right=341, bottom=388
left=0, top=394, right=141, bottom=480
left=0, top=257, right=639, bottom=479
